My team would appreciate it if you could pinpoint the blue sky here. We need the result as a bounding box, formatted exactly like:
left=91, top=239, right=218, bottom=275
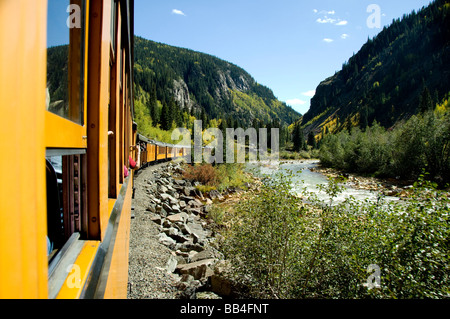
left=135, top=0, right=433, bottom=115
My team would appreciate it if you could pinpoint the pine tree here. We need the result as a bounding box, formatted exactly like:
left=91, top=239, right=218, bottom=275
left=159, top=102, right=172, bottom=131
left=292, top=123, right=305, bottom=152
left=419, top=86, right=433, bottom=113
left=307, top=131, right=317, bottom=149
left=360, top=105, right=369, bottom=131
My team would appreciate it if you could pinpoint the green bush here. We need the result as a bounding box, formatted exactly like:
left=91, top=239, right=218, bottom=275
left=319, top=110, right=450, bottom=184
left=222, top=172, right=306, bottom=298
left=221, top=173, right=450, bottom=299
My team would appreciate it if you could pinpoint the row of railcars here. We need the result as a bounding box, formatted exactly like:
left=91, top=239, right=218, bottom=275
left=136, top=134, right=190, bottom=169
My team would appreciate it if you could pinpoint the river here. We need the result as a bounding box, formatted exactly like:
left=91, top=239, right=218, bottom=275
left=250, top=160, right=400, bottom=205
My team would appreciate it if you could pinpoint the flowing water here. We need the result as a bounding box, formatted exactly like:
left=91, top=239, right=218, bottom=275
left=251, top=160, right=399, bottom=205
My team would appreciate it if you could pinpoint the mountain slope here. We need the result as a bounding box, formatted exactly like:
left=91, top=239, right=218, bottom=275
left=302, top=0, right=450, bottom=138
left=134, top=36, right=300, bottom=129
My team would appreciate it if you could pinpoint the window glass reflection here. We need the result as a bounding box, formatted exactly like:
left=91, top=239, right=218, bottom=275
left=46, top=0, right=85, bottom=125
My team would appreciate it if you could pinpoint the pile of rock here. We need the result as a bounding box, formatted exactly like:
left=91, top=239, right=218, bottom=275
left=141, top=162, right=240, bottom=299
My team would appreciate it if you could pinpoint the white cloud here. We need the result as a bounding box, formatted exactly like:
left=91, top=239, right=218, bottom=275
left=314, top=10, right=349, bottom=27
left=172, top=9, right=186, bottom=16
left=323, top=38, right=334, bottom=43
left=341, top=33, right=350, bottom=39
left=336, top=20, right=348, bottom=26
left=316, top=17, right=336, bottom=24
left=302, top=90, right=316, bottom=97
left=286, top=99, right=307, bottom=106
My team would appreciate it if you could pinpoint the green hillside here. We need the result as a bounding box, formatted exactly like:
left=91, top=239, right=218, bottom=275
left=133, top=36, right=300, bottom=137
left=301, top=0, right=450, bottom=138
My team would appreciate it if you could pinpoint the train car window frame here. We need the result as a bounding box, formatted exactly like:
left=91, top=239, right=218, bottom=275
left=45, top=0, right=89, bottom=275
left=110, top=0, right=117, bottom=55
left=108, top=0, right=120, bottom=199
left=46, top=0, right=88, bottom=149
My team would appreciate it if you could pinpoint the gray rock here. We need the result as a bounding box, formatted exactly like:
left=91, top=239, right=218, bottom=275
left=146, top=203, right=156, bottom=213
left=160, top=193, right=177, bottom=203
left=171, top=204, right=182, bottom=214
left=186, top=207, right=203, bottom=216
left=151, top=216, right=162, bottom=225
left=176, top=241, right=205, bottom=253
left=162, top=202, right=174, bottom=214
left=158, top=233, right=176, bottom=250
left=180, top=195, right=195, bottom=202
left=166, top=255, right=178, bottom=273
left=150, top=197, right=161, bottom=205
left=174, top=179, right=186, bottom=186
left=190, top=246, right=223, bottom=263
left=188, top=199, right=203, bottom=208
left=167, top=212, right=188, bottom=224
left=158, top=184, right=167, bottom=192
left=162, top=227, right=180, bottom=238
left=183, top=187, right=196, bottom=197
left=178, top=223, right=192, bottom=235
left=176, top=258, right=217, bottom=280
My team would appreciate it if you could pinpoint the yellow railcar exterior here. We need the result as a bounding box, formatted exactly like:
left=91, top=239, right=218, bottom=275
left=0, top=0, right=49, bottom=299
left=157, top=145, right=167, bottom=161
left=0, top=0, right=135, bottom=299
left=148, top=144, right=156, bottom=163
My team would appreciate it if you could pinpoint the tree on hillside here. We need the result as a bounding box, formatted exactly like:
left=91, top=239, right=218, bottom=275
left=419, top=86, right=434, bottom=113
left=307, top=131, right=317, bottom=149
left=292, top=123, right=305, bottom=152
left=147, top=94, right=159, bottom=124
left=159, top=102, right=172, bottom=131
left=360, top=105, right=369, bottom=131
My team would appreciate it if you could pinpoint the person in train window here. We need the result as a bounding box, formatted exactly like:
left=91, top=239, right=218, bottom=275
left=136, top=145, right=141, bottom=169
left=129, top=155, right=136, bottom=169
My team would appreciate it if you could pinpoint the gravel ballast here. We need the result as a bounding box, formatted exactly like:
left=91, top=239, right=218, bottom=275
left=127, top=162, right=181, bottom=299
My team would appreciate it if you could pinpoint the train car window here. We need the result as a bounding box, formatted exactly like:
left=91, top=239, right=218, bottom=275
left=108, top=9, right=119, bottom=198
left=46, top=153, right=87, bottom=263
left=111, top=0, right=117, bottom=53
left=46, top=0, right=86, bottom=125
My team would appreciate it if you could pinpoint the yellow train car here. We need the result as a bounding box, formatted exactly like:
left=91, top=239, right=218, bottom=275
left=156, top=143, right=167, bottom=161
left=167, top=146, right=174, bottom=159
left=0, top=0, right=135, bottom=299
left=148, top=143, right=157, bottom=163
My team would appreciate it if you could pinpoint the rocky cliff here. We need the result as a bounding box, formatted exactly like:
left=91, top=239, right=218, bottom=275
left=301, top=0, right=450, bottom=137
left=134, top=36, right=300, bottom=127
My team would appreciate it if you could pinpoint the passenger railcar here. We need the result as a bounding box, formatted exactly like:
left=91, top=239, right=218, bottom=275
left=0, top=0, right=136, bottom=299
